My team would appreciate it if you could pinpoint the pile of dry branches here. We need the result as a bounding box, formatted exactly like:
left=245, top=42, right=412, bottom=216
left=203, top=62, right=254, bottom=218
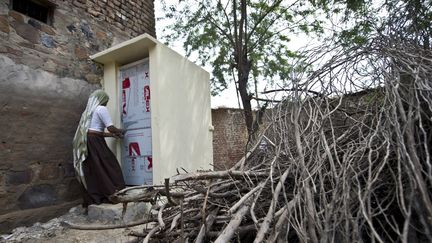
left=66, top=37, right=432, bottom=242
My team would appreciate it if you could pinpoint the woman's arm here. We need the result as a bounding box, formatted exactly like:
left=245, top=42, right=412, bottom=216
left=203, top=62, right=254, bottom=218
left=96, top=106, right=125, bottom=138
left=107, top=125, right=125, bottom=137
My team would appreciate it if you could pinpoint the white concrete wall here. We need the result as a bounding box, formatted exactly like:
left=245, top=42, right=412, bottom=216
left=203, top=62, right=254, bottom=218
left=149, top=43, right=213, bottom=184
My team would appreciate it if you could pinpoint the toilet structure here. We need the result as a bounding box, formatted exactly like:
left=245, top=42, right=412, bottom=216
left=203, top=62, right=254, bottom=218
left=90, top=34, right=214, bottom=185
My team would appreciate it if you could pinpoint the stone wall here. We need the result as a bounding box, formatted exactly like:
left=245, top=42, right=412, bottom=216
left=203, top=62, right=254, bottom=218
left=0, top=0, right=155, bottom=83
left=212, top=108, right=249, bottom=170
left=0, top=0, right=155, bottom=233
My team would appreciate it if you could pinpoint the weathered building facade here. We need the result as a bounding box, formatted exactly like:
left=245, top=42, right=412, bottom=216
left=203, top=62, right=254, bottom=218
left=0, top=0, right=155, bottom=232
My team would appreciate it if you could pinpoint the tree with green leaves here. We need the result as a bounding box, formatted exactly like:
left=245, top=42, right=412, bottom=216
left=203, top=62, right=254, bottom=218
left=160, top=0, right=325, bottom=136
left=311, top=0, right=431, bottom=48
left=160, top=0, right=431, bottom=136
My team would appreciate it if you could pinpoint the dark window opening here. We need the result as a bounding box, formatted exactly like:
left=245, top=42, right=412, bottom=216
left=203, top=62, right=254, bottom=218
left=11, top=0, right=55, bottom=25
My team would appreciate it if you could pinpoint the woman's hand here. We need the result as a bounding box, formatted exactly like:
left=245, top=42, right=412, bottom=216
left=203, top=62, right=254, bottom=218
left=113, top=133, right=123, bottom=139
left=107, top=126, right=126, bottom=138
left=115, top=129, right=125, bottom=138
left=115, top=131, right=125, bottom=139
left=103, top=132, right=122, bottom=138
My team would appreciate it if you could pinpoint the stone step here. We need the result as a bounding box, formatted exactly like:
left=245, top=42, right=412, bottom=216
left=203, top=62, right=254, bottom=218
left=87, top=202, right=150, bottom=223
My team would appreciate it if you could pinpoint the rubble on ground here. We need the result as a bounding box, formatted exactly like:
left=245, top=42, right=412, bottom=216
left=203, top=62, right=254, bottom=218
left=1, top=203, right=149, bottom=243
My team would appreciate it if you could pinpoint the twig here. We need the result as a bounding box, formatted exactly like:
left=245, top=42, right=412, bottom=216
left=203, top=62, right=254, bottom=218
left=158, top=203, right=167, bottom=229
left=214, top=204, right=250, bottom=243
left=171, top=170, right=268, bottom=182
left=228, top=181, right=266, bottom=214
left=143, top=226, right=161, bottom=243
left=61, top=218, right=156, bottom=230
left=195, top=208, right=219, bottom=243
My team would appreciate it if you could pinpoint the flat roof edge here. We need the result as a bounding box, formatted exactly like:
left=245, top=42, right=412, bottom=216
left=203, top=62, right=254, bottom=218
left=90, top=33, right=158, bottom=64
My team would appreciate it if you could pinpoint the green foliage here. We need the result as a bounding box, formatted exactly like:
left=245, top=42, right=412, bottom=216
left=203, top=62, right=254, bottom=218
left=323, top=0, right=432, bottom=48
left=338, top=22, right=372, bottom=46
left=160, top=0, right=326, bottom=96
left=160, top=0, right=431, bottom=98
left=159, top=0, right=431, bottom=135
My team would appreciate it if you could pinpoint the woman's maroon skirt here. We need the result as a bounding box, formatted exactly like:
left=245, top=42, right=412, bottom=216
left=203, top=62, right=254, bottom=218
left=81, top=133, right=125, bottom=207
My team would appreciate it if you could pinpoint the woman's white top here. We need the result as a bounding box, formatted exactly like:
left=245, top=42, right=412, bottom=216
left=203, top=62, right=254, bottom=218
left=88, top=106, right=113, bottom=132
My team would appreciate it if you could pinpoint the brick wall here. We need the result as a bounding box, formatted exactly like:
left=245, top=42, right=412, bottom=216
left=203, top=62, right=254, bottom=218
left=76, top=0, right=155, bottom=38
left=0, top=0, right=155, bottom=233
left=212, top=108, right=249, bottom=170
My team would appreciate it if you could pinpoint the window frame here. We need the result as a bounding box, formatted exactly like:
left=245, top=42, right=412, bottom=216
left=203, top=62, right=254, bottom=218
left=10, top=0, right=56, bottom=26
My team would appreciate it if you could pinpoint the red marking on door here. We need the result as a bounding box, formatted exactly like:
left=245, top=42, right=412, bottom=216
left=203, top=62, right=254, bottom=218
left=122, top=78, right=130, bottom=116
left=147, top=156, right=152, bottom=170
left=122, top=90, right=127, bottom=115
left=122, top=78, right=130, bottom=88
left=129, top=142, right=141, bottom=156
left=144, top=85, right=150, bottom=112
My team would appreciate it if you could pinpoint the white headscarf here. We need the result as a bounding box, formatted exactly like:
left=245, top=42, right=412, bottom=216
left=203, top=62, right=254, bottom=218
left=72, top=89, right=109, bottom=189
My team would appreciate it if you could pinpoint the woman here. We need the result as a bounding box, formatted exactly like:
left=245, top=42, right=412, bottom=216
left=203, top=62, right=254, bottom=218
left=73, top=89, right=125, bottom=207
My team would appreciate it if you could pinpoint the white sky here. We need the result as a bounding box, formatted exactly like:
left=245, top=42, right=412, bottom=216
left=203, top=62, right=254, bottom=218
left=154, top=2, right=315, bottom=109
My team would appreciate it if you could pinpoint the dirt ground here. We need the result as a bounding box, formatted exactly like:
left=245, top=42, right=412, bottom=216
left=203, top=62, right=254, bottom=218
left=0, top=206, right=149, bottom=243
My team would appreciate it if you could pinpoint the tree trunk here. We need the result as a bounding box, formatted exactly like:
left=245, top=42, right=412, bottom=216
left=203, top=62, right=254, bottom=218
left=238, top=74, right=253, bottom=135
left=236, top=0, right=254, bottom=136
left=235, top=43, right=254, bottom=136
